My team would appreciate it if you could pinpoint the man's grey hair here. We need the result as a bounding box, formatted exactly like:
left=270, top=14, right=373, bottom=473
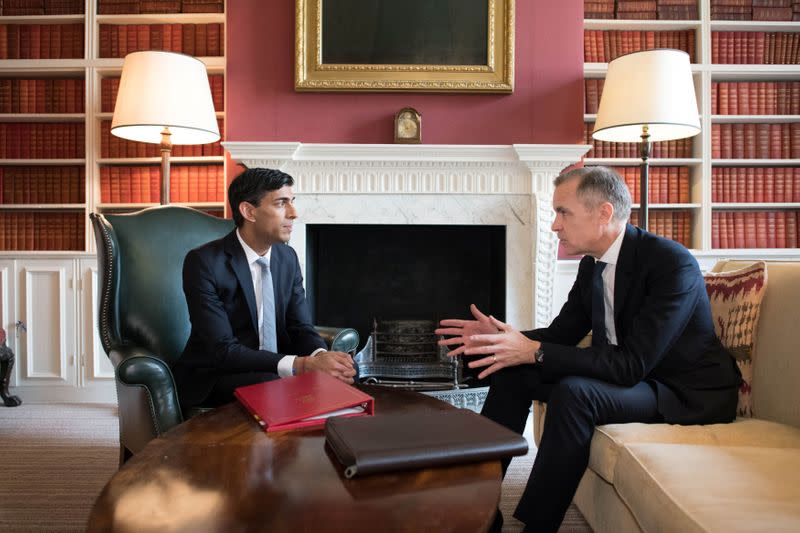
left=553, top=166, right=632, bottom=222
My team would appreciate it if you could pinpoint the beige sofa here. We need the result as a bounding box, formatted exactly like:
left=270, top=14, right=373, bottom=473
left=534, top=260, right=800, bottom=532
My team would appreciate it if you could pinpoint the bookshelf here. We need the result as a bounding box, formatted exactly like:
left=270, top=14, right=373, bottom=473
left=93, top=7, right=226, bottom=219
left=0, top=0, right=225, bottom=402
left=0, top=0, right=226, bottom=254
left=583, top=0, right=800, bottom=255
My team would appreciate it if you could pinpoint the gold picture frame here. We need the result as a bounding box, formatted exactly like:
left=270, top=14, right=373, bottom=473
left=295, top=0, right=515, bottom=93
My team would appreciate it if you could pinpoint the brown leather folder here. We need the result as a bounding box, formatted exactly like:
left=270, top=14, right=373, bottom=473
left=325, top=408, right=529, bottom=478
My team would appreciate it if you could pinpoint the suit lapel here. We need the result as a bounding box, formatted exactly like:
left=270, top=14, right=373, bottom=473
left=224, top=231, right=259, bottom=334
left=613, top=224, right=638, bottom=325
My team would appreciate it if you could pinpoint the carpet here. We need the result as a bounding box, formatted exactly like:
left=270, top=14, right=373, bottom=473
left=499, top=414, right=591, bottom=532
left=0, top=404, right=119, bottom=532
left=0, top=404, right=590, bottom=532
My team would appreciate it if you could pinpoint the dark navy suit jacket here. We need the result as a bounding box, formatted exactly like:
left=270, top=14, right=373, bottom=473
left=173, top=230, right=325, bottom=409
left=526, top=224, right=741, bottom=424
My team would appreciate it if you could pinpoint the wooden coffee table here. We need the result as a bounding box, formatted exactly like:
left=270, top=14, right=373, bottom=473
left=87, top=385, right=502, bottom=532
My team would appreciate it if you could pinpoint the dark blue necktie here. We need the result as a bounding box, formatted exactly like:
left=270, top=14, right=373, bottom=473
left=592, top=261, right=607, bottom=348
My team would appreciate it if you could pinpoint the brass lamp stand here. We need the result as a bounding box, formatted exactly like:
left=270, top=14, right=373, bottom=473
left=160, top=127, right=172, bottom=205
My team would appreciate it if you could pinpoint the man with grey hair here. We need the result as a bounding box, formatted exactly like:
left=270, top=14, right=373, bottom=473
left=436, top=166, right=740, bottom=532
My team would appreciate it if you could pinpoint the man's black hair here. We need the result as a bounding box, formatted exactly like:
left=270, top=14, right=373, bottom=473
left=228, top=168, right=294, bottom=227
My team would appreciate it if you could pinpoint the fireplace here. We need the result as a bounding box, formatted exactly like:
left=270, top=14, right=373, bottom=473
left=306, top=223, right=505, bottom=386
left=306, top=223, right=505, bottom=344
left=224, top=142, right=590, bottom=408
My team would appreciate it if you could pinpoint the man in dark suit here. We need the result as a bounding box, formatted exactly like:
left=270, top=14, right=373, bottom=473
left=173, top=168, right=355, bottom=411
left=436, top=166, right=741, bottom=532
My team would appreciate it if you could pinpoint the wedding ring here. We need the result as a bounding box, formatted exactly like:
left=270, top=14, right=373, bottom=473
left=493, top=355, right=497, bottom=363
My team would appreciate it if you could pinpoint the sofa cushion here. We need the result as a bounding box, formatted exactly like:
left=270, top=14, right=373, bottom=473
left=704, top=261, right=767, bottom=417
left=588, top=418, right=800, bottom=483
left=613, top=443, right=800, bottom=533
left=711, top=261, right=800, bottom=430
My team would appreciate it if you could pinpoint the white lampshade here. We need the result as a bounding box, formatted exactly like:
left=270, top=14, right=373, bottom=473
left=592, top=49, right=700, bottom=143
left=111, top=51, right=220, bottom=145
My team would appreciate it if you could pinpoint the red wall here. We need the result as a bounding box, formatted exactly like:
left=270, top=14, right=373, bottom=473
left=226, top=1, right=584, bottom=145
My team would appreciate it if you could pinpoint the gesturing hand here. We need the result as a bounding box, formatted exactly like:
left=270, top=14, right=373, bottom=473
left=304, top=351, right=356, bottom=384
left=436, top=305, right=540, bottom=380
left=435, top=304, right=498, bottom=357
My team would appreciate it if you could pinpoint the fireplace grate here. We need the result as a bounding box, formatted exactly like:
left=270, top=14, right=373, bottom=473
left=353, top=319, right=466, bottom=391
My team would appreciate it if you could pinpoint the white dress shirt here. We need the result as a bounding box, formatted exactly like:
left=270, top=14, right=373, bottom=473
left=236, top=230, right=324, bottom=377
left=596, top=227, right=626, bottom=346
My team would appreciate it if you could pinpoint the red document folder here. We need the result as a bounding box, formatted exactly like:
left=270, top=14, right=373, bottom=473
left=234, top=371, right=374, bottom=432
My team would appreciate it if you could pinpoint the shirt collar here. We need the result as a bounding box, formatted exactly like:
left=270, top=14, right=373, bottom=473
left=236, top=229, right=271, bottom=265
left=598, top=226, right=626, bottom=266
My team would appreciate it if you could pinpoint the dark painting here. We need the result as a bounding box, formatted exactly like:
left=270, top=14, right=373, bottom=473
left=321, top=0, right=488, bottom=65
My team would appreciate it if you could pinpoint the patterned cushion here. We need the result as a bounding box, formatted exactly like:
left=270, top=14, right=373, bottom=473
left=704, top=262, right=768, bottom=417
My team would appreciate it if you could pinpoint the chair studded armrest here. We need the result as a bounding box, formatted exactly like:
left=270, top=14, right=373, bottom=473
left=110, top=345, right=183, bottom=454
left=314, top=326, right=360, bottom=354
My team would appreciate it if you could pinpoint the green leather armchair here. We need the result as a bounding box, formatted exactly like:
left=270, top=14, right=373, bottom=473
left=90, top=206, right=359, bottom=465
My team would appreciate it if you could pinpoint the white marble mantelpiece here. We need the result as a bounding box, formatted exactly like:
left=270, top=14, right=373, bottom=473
left=224, top=142, right=590, bottom=329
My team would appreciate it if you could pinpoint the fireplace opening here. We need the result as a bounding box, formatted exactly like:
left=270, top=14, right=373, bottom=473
left=306, top=224, right=505, bottom=385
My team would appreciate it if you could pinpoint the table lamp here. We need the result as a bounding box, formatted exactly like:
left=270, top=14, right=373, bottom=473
left=111, top=51, right=220, bottom=205
left=592, top=49, right=700, bottom=230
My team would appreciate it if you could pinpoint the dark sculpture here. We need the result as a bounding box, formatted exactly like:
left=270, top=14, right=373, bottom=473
left=0, top=327, right=21, bottom=407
